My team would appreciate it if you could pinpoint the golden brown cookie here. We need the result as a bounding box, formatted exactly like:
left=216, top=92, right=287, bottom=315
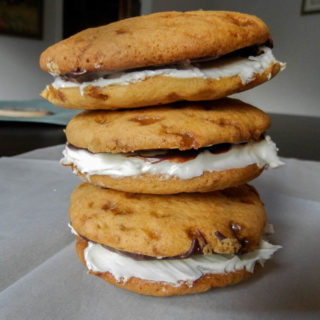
left=69, top=183, right=266, bottom=257
left=68, top=164, right=263, bottom=194
left=65, top=98, right=270, bottom=153
left=75, top=237, right=255, bottom=296
left=39, top=11, right=284, bottom=110
left=40, top=11, right=272, bottom=74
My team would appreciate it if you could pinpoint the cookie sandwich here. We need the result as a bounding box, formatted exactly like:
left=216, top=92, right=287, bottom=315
left=61, top=98, right=284, bottom=194
left=70, top=183, right=281, bottom=296
left=40, top=11, right=285, bottom=110
left=39, top=9, right=285, bottom=296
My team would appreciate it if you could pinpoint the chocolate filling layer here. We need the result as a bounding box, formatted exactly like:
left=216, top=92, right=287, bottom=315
left=61, top=42, right=272, bottom=83
left=67, top=142, right=244, bottom=164
left=133, top=143, right=232, bottom=164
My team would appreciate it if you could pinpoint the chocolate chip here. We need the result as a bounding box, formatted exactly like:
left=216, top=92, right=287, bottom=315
left=214, top=231, right=226, bottom=242
left=130, top=115, right=162, bottom=125
left=231, top=223, right=242, bottom=232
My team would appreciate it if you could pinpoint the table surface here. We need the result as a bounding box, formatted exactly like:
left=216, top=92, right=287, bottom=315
left=1, top=112, right=320, bottom=319
left=1, top=145, right=319, bottom=319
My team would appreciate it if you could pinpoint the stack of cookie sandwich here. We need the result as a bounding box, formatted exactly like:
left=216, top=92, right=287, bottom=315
left=40, top=11, right=285, bottom=296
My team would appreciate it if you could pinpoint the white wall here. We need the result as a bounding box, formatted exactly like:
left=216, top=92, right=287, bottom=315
left=0, top=0, right=318, bottom=117
left=0, top=0, right=63, bottom=101
left=151, top=0, right=320, bottom=117
left=141, top=0, right=153, bottom=15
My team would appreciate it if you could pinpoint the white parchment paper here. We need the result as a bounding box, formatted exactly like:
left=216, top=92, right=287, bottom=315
left=1, top=145, right=319, bottom=320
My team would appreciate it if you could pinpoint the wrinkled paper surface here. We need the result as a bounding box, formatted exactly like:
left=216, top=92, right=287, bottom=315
left=1, top=145, right=319, bottom=319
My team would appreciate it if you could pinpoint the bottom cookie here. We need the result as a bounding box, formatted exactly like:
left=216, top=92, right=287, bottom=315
left=75, top=237, right=280, bottom=296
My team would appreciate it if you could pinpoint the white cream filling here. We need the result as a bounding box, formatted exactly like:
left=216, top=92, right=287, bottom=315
left=51, top=47, right=285, bottom=94
left=60, top=136, right=284, bottom=180
left=84, top=240, right=281, bottom=286
left=68, top=223, right=79, bottom=236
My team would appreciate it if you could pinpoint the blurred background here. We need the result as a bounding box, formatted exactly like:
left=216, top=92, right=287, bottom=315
left=0, top=0, right=319, bottom=157
left=1, top=0, right=319, bottom=116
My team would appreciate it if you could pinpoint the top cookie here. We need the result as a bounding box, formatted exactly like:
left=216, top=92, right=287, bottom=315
left=40, top=11, right=271, bottom=75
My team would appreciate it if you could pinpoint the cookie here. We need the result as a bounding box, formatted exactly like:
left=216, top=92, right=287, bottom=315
left=39, top=11, right=285, bottom=110
left=70, top=184, right=282, bottom=296
left=40, top=11, right=272, bottom=74
left=61, top=99, right=284, bottom=193
left=65, top=162, right=263, bottom=194
left=65, top=99, right=270, bottom=153
left=69, top=183, right=266, bottom=257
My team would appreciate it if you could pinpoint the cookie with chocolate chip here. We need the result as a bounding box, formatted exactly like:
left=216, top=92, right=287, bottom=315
left=65, top=98, right=270, bottom=152
left=40, top=10, right=284, bottom=110
left=70, top=182, right=266, bottom=257
left=69, top=182, right=277, bottom=296
left=61, top=98, right=282, bottom=194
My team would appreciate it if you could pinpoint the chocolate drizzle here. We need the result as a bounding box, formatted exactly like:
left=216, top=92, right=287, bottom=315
left=130, top=143, right=232, bottom=164
left=67, top=142, right=233, bottom=163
